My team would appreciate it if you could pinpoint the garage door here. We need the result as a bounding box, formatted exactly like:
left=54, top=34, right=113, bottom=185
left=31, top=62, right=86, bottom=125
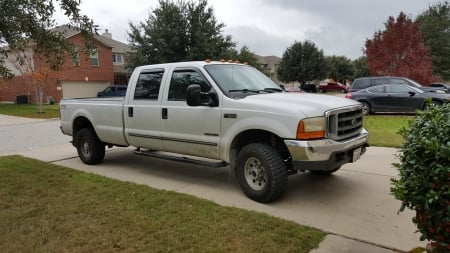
left=61, top=81, right=110, bottom=98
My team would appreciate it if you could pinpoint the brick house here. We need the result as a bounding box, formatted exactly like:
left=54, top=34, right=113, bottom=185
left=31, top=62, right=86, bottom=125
left=0, top=25, right=131, bottom=103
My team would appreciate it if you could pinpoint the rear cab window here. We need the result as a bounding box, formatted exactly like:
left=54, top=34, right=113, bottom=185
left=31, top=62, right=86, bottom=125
left=133, top=69, right=164, bottom=100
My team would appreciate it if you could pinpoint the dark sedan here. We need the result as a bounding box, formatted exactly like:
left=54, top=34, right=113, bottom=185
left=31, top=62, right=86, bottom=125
left=345, top=84, right=450, bottom=115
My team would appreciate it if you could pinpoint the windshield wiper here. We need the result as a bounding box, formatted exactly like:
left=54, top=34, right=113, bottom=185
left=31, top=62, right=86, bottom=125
left=228, top=89, right=260, bottom=93
left=262, top=87, right=283, bottom=93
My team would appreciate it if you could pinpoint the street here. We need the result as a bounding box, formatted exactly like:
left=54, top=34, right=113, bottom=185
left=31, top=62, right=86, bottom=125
left=0, top=115, right=424, bottom=252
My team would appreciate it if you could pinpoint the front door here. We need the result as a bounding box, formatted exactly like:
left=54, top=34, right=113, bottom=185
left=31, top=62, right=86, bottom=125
left=160, top=67, right=221, bottom=159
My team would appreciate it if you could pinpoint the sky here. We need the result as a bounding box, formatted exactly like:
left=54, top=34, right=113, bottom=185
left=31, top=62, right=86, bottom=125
left=54, top=0, right=442, bottom=59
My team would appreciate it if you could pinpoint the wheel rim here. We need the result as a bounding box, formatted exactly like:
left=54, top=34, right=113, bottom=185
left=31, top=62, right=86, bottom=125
left=244, top=157, right=268, bottom=191
left=80, top=137, right=92, bottom=158
left=361, top=103, right=369, bottom=115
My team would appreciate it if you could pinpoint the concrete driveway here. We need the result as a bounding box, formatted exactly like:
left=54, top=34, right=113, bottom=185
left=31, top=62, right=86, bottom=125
left=0, top=115, right=424, bottom=252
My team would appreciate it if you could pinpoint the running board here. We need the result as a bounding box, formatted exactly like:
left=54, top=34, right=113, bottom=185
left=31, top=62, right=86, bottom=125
left=134, top=149, right=228, bottom=168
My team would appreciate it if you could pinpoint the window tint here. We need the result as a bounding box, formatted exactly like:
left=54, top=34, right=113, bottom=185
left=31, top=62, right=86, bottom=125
left=389, top=78, right=408, bottom=84
left=353, top=79, right=371, bottom=89
left=373, top=79, right=388, bottom=85
left=385, top=85, right=410, bottom=93
left=168, top=69, right=210, bottom=101
left=368, top=85, right=384, bottom=93
left=134, top=70, right=164, bottom=100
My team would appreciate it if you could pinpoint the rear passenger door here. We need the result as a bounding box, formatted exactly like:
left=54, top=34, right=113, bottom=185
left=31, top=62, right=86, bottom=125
left=160, top=67, right=222, bottom=159
left=124, top=68, right=166, bottom=150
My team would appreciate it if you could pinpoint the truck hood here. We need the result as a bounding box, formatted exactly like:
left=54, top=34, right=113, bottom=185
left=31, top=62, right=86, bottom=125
left=235, top=92, right=361, bottom=118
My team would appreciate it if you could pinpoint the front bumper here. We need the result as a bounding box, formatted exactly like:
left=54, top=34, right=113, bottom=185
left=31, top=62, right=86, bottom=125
left=284, top=129, right=369, bottom=171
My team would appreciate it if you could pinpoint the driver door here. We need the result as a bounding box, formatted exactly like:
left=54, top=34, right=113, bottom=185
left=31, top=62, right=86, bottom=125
left=160, top=67, right=222, bottom=159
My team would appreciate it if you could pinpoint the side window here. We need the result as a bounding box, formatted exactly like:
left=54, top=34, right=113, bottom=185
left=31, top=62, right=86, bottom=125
left=168, top=69, right=210, bottom=101
left=385, top=85, right=410, bottom=94
left=354, top=79, right=371, bottom=89
left=134, top=70, right=164, bottom=100
left=373, top=79, right=387, bottom=85
left=389, top=78, right=408, bottom=85
left=368, top=85, right=384, bottom=93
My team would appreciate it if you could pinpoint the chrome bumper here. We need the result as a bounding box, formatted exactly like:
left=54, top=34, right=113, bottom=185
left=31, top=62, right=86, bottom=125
left=284, top=129, right=369, bottom=171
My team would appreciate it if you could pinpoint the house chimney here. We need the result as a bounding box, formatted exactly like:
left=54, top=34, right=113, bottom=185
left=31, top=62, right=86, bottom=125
left=102, top=29, right=112, bottom=39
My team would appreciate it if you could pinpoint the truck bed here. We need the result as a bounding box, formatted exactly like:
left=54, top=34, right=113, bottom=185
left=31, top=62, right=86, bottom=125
left=60, top=97, right=129, bottom=146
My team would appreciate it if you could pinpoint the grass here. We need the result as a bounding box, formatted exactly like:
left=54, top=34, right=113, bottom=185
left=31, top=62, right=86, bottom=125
left=363, top=115, right=413, bottom=148
left=0, top=155, right=325, bottom=253
left=0, top=103, right=59, bottom=119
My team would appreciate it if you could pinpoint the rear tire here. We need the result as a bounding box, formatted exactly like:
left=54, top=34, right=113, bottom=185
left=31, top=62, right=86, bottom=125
left=75, top=128, right=105, bottom=165
left=236, top=143, right=288, bottom=203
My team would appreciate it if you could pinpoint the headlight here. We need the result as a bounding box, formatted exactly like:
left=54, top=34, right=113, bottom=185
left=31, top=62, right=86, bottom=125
left=296, top=117, right=326, bottom=140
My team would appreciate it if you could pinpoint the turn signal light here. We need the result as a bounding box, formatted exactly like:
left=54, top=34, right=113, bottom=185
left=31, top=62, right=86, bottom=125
left=296, top=118, right=326, bottom=140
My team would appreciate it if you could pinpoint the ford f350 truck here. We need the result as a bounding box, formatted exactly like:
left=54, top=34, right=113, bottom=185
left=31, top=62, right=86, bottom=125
left=60, top=61, right=368, bottom=203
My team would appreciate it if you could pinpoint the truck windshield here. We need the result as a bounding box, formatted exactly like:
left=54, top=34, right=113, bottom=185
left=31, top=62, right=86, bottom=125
left=204, top=64, right=283, bottom=98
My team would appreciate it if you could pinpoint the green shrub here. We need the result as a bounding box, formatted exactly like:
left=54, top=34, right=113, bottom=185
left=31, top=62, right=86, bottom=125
left=391, top=104, right=450, bottom=252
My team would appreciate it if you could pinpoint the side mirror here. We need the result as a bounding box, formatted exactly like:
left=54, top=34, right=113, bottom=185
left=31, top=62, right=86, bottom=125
left=186, top=84, right=219, bottom=107
left=408, top=91, right=416, bottom=96
left=187, top=84, right=202, bottom=106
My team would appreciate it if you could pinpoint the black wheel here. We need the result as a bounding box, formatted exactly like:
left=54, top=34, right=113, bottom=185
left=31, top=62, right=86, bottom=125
left=423, top=100, right=441, bottom=110
left=75, top=128, right=105, bottom=165
left=309, top=166, right=341, bottom=175
left=236, top=143, right=288, bottom=203
left=360, top=101, right=370, bottom=116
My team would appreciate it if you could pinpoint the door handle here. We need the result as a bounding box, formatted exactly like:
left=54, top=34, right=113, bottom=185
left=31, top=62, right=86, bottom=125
left=162, top=108, right=168, bottom=119
left=128, top=107, right=133, bottom=117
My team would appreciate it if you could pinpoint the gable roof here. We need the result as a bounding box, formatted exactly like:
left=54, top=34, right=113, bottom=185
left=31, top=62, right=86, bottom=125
left=51, top=25, right=130, bottom=53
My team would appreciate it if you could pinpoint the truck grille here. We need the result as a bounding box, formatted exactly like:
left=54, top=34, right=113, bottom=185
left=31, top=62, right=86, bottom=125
left=326, top=105, right=364, bottom=141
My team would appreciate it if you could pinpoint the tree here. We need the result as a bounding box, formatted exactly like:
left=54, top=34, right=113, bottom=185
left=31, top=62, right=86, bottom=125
left=416, top=1, right=450, bottom=80
left=365, top=12, right=435, bottom=84
left=220, top=46, right=260, bottom=68
left=0, top=0, right=94, bottom=79
left=277, top=40, right=327, bottom=85
left=326, top=55, right=354, bottom=84
left=10, top=49, right=60, bottom=113
left=127, top=0, right=235, bottom=70
left=352, top=56, right=370, bottom=78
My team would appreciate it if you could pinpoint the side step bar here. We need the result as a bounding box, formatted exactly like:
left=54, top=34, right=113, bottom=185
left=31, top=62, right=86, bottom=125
left=134, top=149, right=228, bottom=168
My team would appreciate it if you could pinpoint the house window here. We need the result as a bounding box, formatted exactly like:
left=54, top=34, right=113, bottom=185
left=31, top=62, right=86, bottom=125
left=70, top=47, right=80, bottom=66
left=112, top=54, right=123, bottom=65
left=89, top=49, right=99, bottom=66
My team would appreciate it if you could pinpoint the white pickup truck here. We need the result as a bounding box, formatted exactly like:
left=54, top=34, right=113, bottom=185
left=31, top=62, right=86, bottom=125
left=60, top=61, right=368, bottom=203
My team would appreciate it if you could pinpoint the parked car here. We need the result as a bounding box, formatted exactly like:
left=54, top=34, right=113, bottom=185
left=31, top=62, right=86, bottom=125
left=318, top=82, right=347, bottom=93
left=97, top=85, right=127, bottom=97
left=301, top=83, right=319, bottom=93
left=345, top=84, right=450, bottom=115
left=350, top=76, right=447, bottom=93
left=430, top=83, right=450, bottom=93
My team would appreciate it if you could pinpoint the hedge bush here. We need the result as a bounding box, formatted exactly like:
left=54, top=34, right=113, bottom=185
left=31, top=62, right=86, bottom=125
left=391, top=103, right=450, bottom=252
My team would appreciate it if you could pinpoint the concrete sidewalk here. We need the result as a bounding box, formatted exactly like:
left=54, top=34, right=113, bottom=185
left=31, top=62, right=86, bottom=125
left=0, top=115, right=422, bottom=252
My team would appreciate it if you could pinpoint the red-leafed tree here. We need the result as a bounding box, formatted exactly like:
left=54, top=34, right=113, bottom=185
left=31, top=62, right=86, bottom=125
left=365, top=12, right=436, bottom=85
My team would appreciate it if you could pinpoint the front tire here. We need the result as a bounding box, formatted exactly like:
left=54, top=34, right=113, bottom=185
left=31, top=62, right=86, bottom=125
left=75, top=128, right=105, bottom=165
left=360, top=101, right=370, bottom=116
left=236, top=143, right=288, bottom=203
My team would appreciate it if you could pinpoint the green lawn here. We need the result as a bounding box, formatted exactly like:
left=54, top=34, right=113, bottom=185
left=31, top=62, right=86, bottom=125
left=0, top=103, right=60, bottom=118
left=0, top=155, right=325, bottom=253
left=363, top=115, right=412, bottom=148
